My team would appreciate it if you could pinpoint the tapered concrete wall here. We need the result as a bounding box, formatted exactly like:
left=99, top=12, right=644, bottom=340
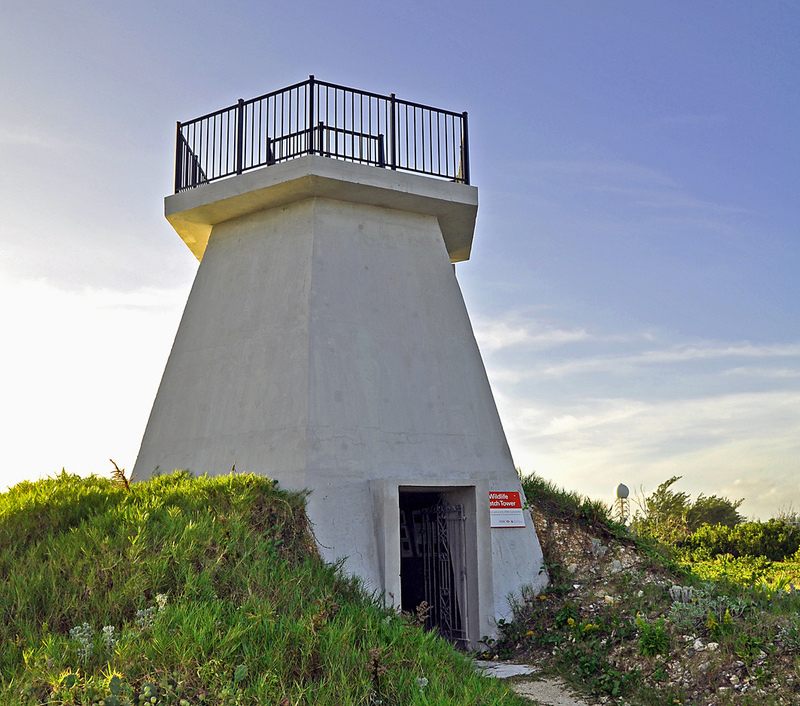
left=133, top=157, right=547, bottom=642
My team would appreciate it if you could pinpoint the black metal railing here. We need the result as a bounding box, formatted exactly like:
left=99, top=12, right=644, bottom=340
left=174, top=76, right=470, bottom=193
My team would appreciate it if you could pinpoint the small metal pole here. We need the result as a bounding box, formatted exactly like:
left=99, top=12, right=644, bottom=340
left=389, top=93, right=397, bottom=171
left=236, top=99, right=244, bottom=175
left=317, top=121, right=324, bottom=155
left=308, top=75, right=315, bottom=154
left=174, top=121, right=182, bottom=193
left=378, top=133, right=385, bottom=167
left=461, top=111, right=470, bottom=185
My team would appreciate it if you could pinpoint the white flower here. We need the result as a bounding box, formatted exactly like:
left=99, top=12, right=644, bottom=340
left=135, top=606, right=157, bottom=629
left=69, top=622, right=94, bottom=661
left=416, top=676, right=429, bottom=689
left=102, top=625, right=116, bottom=650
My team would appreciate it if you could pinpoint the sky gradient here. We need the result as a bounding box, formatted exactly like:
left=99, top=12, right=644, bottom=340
left=1, top=1, right=798, bottom=518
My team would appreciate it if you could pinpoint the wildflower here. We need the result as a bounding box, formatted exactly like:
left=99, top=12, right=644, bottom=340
left=101, top=625, right=116, bottom=651
left=567, top=617, right=575, bottom=627
left=155, top=593, right=168, bottom=612
left=416, top=676, right=429, bottom=689
left=69, top=622, right=94, bottom=661
left=135, top=606, right=157, bottom=630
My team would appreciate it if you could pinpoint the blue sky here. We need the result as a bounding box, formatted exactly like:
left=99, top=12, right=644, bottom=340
left=1, top=1, right=798, bottom=518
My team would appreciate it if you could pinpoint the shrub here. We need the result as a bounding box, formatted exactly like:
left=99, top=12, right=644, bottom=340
left=631, top=476, right=743, bottom=546
left=682, top=520, right=800, bottom=561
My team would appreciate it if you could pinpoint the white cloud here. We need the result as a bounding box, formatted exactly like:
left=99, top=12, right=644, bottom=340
left=472, top=316, right=590, bottom=353
left=474, top=311, right=800, bottom=519
left=541, top=341, right=800, bottom=377
left=497, top=389, right=800, bottom=520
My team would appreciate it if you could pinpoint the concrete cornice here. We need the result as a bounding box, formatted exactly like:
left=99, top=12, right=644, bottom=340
left=164, top=155, right=479, bottom=262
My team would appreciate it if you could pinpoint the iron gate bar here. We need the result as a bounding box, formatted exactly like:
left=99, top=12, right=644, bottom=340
left=174, top=76, right=470, bottom=193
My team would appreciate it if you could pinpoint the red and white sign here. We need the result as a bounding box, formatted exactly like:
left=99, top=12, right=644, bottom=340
left=489, top=491, right=526, bottom=528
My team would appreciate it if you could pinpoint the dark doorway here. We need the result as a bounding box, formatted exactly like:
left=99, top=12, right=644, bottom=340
left=399, top=490, right=468, bottom=644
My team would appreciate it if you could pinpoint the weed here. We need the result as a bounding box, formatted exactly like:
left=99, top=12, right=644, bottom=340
left=636, top=615, right=670, bottom=656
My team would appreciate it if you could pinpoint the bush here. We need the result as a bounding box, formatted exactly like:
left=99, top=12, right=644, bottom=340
left=631, top=476, right=743, bottom=546
left=682, top=520, right=800, bottom=561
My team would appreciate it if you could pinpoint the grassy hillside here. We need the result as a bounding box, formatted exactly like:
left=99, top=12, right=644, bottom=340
left=0, top=471, right=524, bottom=706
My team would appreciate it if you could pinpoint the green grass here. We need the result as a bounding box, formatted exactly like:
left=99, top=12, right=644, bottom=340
left=0, top=471, right=525, bottom=706
left=518, top=471, right=621, bottom=533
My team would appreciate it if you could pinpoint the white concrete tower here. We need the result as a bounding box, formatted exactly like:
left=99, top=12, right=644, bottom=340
left=133, top=78, right=546, bottom=644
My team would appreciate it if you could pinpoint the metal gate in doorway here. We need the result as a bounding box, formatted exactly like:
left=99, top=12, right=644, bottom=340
left=420, top=502, right=468, bottom=645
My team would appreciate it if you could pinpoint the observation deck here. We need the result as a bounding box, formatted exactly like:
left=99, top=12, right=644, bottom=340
left=174, top=75, right=470, bottom=193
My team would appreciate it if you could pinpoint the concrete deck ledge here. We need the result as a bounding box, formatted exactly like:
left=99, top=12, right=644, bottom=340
left=165, top=155, right=479, bottom=262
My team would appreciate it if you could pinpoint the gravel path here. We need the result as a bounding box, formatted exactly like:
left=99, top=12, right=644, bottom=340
left=475, top=660, right=591, bottom=706
left=510, top=677, right=591, bottom=706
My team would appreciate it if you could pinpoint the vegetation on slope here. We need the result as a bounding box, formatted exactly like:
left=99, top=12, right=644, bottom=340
left=490, top=473, right=800, bottom=706
left=0, top=471, right=524, bottom=706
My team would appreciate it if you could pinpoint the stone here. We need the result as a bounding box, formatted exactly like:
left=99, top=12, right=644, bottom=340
left=474, top=660, right=536, bottom=679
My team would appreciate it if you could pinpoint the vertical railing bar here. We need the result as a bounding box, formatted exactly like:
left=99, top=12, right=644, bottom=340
left=236, top=99, right=244, bottom=175
left=428, top=109, right=432, bottom=174
left=444, top=112, right=449, bottom=178
left=451, top=114, right=456, bottom=179
left=174, top=122, right=182, bottom=192
left=211, top=114, right=216, bottom=179
left=405, top=104, right=409, bottom=169
left=436, top=111, right=441, bottom=175
left=197, top=122, right=202, bottom=183
left=389, top=93, right=397, bottom=171
left=461, top=111, right=470, bottom=184
left=413, top=106, right=417, bottom=172
left=308, top=75, right=315, bottom=154
left=202, top=119, right=207, bottom=180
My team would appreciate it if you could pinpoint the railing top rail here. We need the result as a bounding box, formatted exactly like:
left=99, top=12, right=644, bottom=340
left=179, top=77, right=465, bottom=127
left=393, top=95, right=464, bottom=118
left=242, top=78, right=315, bottom=110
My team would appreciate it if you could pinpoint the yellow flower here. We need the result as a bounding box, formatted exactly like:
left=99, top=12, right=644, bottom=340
left=567, top=617, right=575, bottom=627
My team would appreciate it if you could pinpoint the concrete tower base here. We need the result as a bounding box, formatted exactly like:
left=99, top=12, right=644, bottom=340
left=133, top=156, right=547, bottom=644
